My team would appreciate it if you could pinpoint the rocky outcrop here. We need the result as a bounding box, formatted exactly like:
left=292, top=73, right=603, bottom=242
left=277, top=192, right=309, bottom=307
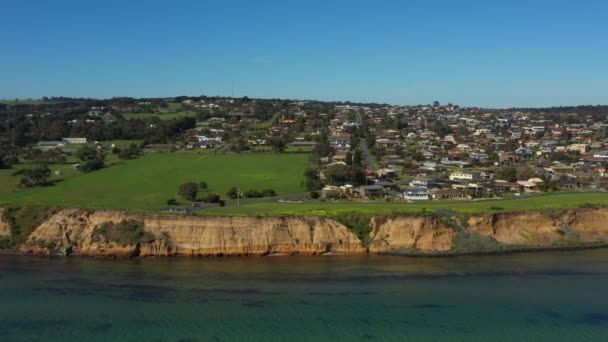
left=20, top=209, right=365, bottom=257
left=0, top=208, right=11, bottom=238
left=10, top=208, right=608, bottom=257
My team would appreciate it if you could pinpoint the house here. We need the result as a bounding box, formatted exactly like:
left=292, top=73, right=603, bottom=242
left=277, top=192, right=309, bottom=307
left=494, top=181, right=524, bottom=192
left=404, top=188, right=430, bottom=200
left=517, top=178, right=544, bottom=191
left=566, top=144, right=590, bottom=154
left=431, top=189, right=464, bottom=200
left=376, top=168, right=397, bottom=180
left=358, top=185, right=384, bottom=199
left=515, top=147, right=533, bottom=158
left=321, top=186, right=341, bottom=198
left=62, top=137, right=87, bottom=144
left=37, top=140, right=68, bottom=147
left=449, top=171, right=481, bottom=181
left=409, top=178, right=435, bottom=189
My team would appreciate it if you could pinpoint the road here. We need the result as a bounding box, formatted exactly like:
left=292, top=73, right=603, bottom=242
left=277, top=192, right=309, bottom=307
left=354, top=111, right=376, bottom=171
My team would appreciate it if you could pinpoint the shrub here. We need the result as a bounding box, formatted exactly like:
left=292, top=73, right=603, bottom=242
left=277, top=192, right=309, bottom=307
left=243, top=189, right=263, bottom=198
left=227, top=187, right=239, bottom=199
left=81, top=158, right=105, bottom=172
left=333, top=212, right=373, bottom=244
left=203, top=193, right=220, bottom=203
left=261, top=189, right=277, bottom=197
left=199, top=181, right=208, bottom=190
left=92, top=219, right=155, bottom=247
left=178, top=182, right=198, bottom=201
left=166, top=198, right=177, bottom=205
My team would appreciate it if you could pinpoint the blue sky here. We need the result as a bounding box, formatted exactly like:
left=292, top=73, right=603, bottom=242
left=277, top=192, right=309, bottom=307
left=1, top=0, right=607, bottom=107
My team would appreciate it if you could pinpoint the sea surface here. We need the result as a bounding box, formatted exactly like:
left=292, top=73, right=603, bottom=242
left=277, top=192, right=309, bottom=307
left=2, top=250, right=608, bottom=341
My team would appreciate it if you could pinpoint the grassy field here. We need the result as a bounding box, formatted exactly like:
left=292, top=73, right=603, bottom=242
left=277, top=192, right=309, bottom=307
left=198, top=192, right=608, bottom=217
left=0, top=153, right=310, bottom=211
left=121, top=111, right=197, bottom=120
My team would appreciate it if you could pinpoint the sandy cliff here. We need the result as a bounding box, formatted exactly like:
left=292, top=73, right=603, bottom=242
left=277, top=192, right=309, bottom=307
left=368, top=216, right=455, bottom=253
left=367, top=209, right=608, bottom=254
left=9, top=208, right=608, bottom=257
left=20, top=209, right=365, bottom=257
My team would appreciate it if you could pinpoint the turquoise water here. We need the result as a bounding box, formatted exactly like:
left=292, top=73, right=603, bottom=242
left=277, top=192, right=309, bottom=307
left=1, top=250, right=608, bottom=341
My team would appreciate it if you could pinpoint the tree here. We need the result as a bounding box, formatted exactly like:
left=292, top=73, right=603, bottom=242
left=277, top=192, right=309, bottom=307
left=81, top=157, right=105, bottom=172
left=261, top=189, right=276, bottom=197
left=516, top=167, right=536, bottom=181
left=18, top=165, right=51, bottom=188
left=303, top=167, right=320, bottom=190
left=75, top=146, right=100, bottom=161
left=118, top=144, right=141, bottom=160
left=227, top=187, right=239, bottom=199
left=203, top=193, right=220, bottom=203
left=243, top=189, right=263, bottom=198
left=178, top=182, right=198, bottom=201
left=199, top=181, right=208, bottom=190
left=494, top=166, right=517, bottom=182
left=270, top=137, right=286, bottom=153
left=166, top=198, right=178, bottom=205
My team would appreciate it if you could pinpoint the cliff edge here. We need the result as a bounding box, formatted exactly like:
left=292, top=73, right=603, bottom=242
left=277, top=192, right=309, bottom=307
left=19, top=209, right=365, bottom=257
left=6, top=207, right=608, bottom=257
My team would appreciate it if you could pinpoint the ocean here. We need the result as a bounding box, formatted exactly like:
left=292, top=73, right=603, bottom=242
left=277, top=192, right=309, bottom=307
left=1, top=250, right=608, bottom=341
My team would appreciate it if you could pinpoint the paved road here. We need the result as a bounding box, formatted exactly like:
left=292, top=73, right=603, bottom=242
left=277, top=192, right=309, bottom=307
left=354, top=111, right=376, bottom=171
left=360, top=137, right=376, bottom=171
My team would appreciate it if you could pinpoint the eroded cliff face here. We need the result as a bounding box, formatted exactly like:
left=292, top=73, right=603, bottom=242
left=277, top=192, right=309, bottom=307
left=10, top=208, right=608, bottom=257
left=0, top=208, right=11, bottom=238
left=20, top=209, right=365, bottom=257
left=367, top=209, right=608, bottom=255
left=467, top=209, right=608, bottom=246
left=368, top=216, right=455, bottom=253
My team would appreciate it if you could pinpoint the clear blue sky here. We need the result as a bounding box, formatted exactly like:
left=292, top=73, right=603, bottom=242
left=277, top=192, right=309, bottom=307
left=2, top=0, right=607, bottom=107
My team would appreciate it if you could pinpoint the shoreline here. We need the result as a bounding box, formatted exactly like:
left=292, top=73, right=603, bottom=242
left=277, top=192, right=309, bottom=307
left=3, top=242, right=607, bottom=260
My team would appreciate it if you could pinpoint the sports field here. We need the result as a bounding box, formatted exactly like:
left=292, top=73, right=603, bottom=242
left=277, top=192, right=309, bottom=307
left=0, top=153, right=310, bottom=211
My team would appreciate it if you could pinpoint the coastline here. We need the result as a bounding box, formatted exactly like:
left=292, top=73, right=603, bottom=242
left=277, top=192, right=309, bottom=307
left=4, top=206, right=608, bottom=259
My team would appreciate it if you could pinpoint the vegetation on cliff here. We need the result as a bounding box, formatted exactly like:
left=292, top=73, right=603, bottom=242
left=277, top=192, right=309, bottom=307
left=91, top=219, right=155, bottom=247
left=1, top=206, right=56, bottom=248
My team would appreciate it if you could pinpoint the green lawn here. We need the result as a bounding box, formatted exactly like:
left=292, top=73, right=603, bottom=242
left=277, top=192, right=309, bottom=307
left=198, top=192, right=608, bottom=217
left=121, top=111, right=197, bottom=120
left=0, top=153, right=310, bottom=211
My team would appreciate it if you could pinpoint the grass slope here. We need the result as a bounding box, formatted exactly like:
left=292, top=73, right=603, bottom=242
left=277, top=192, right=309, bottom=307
left=198, top=192, right=608, bottom=216
left=0, top=153, right=309, bottom=211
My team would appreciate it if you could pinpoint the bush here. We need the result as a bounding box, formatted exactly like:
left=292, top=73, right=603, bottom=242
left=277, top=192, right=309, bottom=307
left=227, top=187, right=239, bottom=199
left=166, top=198, right=177, bottom=205
left=333, top=212, right=373, bottom=244
left=261, top=189, right=277, bottom=197
left=91, top=219, right=155, bottom=247
left=309, top=191, right=320, bottom=199
left=203, top=193, right=220, bottom=203
left=18, top=165, right=51, bottom=187
left=199, top=181, right=208, bottom=190
left=178, top=182, right=198, bottom=201
left=81, top=158, right=105, bottom=172
left=243, top=189, right=263, bottom=198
